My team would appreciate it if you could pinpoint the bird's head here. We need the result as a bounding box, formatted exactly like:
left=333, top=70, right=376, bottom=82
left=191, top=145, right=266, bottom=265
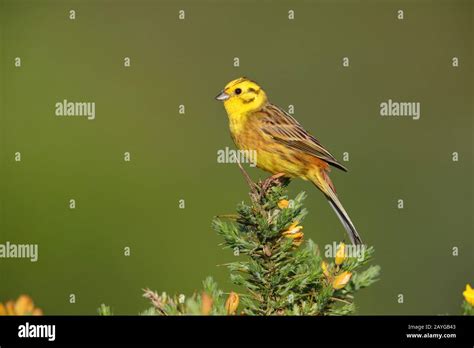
left=215, top=77, right=267, bottom=115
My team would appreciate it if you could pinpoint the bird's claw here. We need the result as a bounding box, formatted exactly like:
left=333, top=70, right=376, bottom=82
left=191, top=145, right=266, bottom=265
left=260, top=173, right=288, bottom=192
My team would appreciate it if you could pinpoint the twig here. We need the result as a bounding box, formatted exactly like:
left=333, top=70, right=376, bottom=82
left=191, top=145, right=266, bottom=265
left=142, top=288, right=168, bottom=316
left=237, top=161, right=258, bottom=198
left=330, top=296, right=352, bottom=305
left=215, top=214, right=239, bottom=220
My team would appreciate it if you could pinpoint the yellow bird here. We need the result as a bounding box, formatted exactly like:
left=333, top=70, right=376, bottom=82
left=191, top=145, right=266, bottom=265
left=216, top=77, right=363, bottom=245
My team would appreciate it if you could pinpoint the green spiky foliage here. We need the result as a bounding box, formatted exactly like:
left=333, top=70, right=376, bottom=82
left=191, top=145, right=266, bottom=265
left=212, top=177, right=380, bottom=315
left=462, top=300, right=474, bottom=316
left=97, top=303, right=113, bottom=316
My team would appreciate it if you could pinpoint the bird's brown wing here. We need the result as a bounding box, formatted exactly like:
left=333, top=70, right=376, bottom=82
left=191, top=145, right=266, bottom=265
left=259, top=103, right=348, bottom=172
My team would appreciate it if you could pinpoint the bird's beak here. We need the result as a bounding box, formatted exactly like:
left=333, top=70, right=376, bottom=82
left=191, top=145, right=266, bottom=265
left=215, top=91, right=230, bottom=101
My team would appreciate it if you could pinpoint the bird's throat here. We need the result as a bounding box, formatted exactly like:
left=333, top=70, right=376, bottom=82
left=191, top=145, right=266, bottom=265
left=228, top=111, right=249, bottom=135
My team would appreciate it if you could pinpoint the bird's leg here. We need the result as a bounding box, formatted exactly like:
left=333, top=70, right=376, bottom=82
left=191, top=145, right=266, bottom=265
left=262, top=172, right=286, bottom=185
left=261, top=172, right=288, bottom=192
left=269, top=172, right=286, bottom=181
left=237, top=161, right=258, bottom=196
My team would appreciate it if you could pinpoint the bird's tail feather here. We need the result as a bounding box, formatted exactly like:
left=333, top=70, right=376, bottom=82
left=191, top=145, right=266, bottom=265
left=327, top=196, right=363, bottom=245
left=310, top=170, right=363, bottom=245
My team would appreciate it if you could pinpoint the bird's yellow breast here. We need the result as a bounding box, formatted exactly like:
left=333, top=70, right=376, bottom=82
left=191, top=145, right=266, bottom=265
left=228, top=110, right=248, bottom=136
left=228, top=110, right=311, bottom=178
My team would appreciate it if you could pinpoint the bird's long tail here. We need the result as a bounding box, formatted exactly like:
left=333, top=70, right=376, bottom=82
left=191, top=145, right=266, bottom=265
left=309, top=169, right=363, bottom=245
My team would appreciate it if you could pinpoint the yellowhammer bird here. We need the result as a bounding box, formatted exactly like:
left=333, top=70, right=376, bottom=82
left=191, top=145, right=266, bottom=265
left=216, top=77, right=363, bottom=245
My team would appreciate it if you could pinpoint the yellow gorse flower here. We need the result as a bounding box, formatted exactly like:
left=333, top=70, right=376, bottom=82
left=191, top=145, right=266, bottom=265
left=282, top=222, right=303, bottom=238
left=332, top=271, right=352, bottom=290
left=291, top=236, right=304, bottom=246
left=0, top=295, right=43, bottom=316
left=463, top=284, right=474, bottom=306
left=225, top=292, right=239, bottom=315
left=321, top=261, right=330, bottom=277
left=277, top=199, right=289, bottom=209
left=282, top=222, right=304, bottom=246
left=335, top=242, right=346, bottom=266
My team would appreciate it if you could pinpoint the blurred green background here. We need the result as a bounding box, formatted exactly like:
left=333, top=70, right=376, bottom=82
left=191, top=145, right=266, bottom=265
left=0, top=0, right=472, bottom=315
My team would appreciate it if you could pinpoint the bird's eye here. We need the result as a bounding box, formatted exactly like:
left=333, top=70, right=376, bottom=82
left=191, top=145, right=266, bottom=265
left=235, top=88, right=242, bottom=95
